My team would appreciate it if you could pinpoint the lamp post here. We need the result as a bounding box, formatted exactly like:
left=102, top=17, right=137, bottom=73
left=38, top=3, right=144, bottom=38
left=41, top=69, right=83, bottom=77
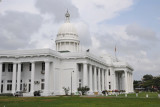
left=71, top=71, right=74, bottom=96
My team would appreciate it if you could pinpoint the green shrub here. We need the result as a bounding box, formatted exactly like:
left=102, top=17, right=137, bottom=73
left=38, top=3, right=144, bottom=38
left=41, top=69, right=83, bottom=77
left=77, top=86, right=90, bottom=95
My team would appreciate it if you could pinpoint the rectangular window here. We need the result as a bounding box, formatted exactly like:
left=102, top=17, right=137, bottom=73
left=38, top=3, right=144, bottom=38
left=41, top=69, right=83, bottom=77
left=78, top=64, right=81, bottom=72
left=20, top=84, right=22, bottom=90
left=109, top=85, right=111, bottom=89
left=29, top=63, right=31, bottom=71
left=42, top=62, right=45, bottom=71
left=28, top=84, right=31, bottom=92
left=79, top=83, right=81, bottom=88
left=41, top=83, right=44, bottom=90
left=7, top=80, right=12, bottom=83
left=2, top=64, right=5, bottom=72
left=8, top=64, right=13, bottom=72
left=21, top=64, right=23, bottom=72
left=7, top=84, right=12, bottom=91
left=79, top=79, right=81, bottom=82
left=108, top=69, right=110, bottom=76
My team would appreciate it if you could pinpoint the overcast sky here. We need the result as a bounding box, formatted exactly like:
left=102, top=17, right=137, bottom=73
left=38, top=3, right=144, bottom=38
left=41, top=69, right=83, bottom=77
left=0, top=0, right=160, bottom=80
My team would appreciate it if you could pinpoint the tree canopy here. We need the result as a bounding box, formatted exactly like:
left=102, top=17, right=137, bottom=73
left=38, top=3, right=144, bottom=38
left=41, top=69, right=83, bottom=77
left=134, top=74, right=160, bottom=91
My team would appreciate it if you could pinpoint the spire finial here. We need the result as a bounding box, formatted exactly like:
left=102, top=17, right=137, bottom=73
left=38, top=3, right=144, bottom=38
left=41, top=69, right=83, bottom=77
left=65, top=9, right=70, bottom=22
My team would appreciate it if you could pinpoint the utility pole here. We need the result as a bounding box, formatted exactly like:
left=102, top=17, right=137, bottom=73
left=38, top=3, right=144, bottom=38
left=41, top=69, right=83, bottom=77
left=71, top=71, right=74, bottom=96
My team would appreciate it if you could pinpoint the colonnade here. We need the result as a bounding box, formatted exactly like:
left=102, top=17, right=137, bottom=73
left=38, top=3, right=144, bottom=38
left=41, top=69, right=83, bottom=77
left=56, top=42, right=79, bottom=52
left=81, top=63, right=134, bottom=93
left=0, top=61, right=51, bottom=95
left=124, top=71, right=133, bottom=93
left=82, top=63, right=107, bottom=93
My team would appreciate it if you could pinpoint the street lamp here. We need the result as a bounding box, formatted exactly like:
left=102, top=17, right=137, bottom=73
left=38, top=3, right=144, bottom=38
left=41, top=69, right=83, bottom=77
left=71, top=71, right=74, bottom=96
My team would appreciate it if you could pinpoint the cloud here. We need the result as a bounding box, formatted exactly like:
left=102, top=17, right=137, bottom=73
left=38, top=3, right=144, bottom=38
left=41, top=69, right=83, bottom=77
left=0, top=11, right=43, bottom=50
left=91, top=23, right=160, bottom=79
left=126, top=24, right=158, bottom=41
left=75, top=22, right=92, bottom=46
left=35, top=0, right=79, bottom=22
left=72, top=0, right=133, bottom=24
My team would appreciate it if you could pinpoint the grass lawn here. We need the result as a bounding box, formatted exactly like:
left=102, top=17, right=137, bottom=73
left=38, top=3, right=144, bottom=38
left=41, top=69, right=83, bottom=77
left=0, top=93, right=160, bottom=107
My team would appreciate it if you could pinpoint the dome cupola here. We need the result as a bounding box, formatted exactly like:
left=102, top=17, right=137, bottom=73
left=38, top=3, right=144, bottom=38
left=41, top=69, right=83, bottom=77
left=55, top=11, right=80, bottom=52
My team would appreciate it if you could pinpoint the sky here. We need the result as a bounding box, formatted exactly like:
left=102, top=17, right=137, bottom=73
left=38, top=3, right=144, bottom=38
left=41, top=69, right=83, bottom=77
left=0, top=0, right=160, bottom=80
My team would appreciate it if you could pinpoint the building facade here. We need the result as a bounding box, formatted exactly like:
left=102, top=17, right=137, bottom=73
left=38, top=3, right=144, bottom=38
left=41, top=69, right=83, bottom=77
left=0, top=11, right=134, bottom=96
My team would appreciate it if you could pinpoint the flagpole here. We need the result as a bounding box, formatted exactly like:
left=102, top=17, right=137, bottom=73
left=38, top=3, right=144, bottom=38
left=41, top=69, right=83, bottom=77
left=115, top=44, right=117, bottom=61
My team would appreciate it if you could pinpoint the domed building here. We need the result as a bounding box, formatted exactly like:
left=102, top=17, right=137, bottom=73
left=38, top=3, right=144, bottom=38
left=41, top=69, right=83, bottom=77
left=55, top=11, right=80, bottom=52
left=0, top=11, right=133, bottom=96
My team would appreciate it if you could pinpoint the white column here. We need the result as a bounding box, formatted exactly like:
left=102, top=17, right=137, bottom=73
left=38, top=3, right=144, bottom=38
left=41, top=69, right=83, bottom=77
left=74, top=43, right=76, bottom=52
left=125, top=70, right=128, bottom=93
left=76, top=43, right=78, bottom=52
left=98, top=68, right=101, bottom=92
left=17, top=62, right=21, bottom=91
left=44, top=61, right=50, bottom=95
left=56, top=43, right=58, bottom=51
left=0, top=62, right=2, bottom=93
left=131, top=73, right=134, bottom=92
left=130, top=73, right=132, bottom=92
left=12, top=63, right=17, bottom=93
left=83, top=63, right=88, bottom=87
left=77, top=43, right=79, bottom=52
left=60, top=42, right=61, bottom=51
left=58, top=43, right=60, bottom=51
left=102, top=69, right=104, bottom=91
left=106, top=69, right=109, bottom=90
left=94, top=66, right=97, bottom=92
left=89, top=65, right=93, bottom=92
left=30, top=62, right=35, bottom=94
left=68, top=42, right=72, bottom=50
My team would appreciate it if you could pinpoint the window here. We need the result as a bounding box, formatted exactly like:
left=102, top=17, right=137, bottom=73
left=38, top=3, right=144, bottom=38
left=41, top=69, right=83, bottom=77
left=28, top=84, right=31, bottom=92
left=21, top=64, right=23, bottom=72
left=42, top=62, right=45, bottom=71
left=7, top=80, right=12, bottom=91
left=79, top=79, right=81, bottom=82
left=78, top=64, right=81, bottom=72
left=41, top=79, right=45, bottom=82
left=8, top=64, right=13, bottom=72
left=29, top=63, right=31, bottom=71
left=7, top=80, right=12, bottom=83
left=20, top=84, right=22, bottom=90
left=109, top=85, right=111, bottom=89
left=79, top=83, right=81, bottom=88
left=7, top=84, right=12, bottom=91
left=2, top=64, right=5, bottom=72
left=41, top=83, right=44, bottom=90
left=108, top=69, right=110, bottom=76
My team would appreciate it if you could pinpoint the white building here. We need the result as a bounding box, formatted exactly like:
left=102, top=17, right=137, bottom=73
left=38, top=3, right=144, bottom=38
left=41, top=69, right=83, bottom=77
left=0, top=11, right=134, bottom=96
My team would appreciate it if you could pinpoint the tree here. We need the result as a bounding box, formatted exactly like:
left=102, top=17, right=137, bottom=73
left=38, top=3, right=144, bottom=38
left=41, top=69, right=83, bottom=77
left=77, top=86, right=90, bottom=95
left=134, top=80, right=143, bottom=89
left=153, top=76, right=160, bottom=90
left=143, top=74, right=153, bottom=82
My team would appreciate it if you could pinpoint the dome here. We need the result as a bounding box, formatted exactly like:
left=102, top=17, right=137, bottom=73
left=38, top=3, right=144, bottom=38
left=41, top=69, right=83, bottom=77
left=58, top=22, right=77, bottom=35
left=55, top=10, right=80, bottom=52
